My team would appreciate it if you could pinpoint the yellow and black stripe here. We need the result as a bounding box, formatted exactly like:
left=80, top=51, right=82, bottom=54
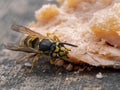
left=51, top=41, right=68, bottom=58
left=20, top=36, right=39, bottom=49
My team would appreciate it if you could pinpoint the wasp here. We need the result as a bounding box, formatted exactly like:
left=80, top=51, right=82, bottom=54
left=6, top=24, right=77, bottom=73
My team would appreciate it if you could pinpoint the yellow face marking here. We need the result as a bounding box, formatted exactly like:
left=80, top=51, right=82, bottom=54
left=52, top=53, right=57, bottom=57
left=66, top=47, right=71, bottom=51
left=61, top=47, right=66, bottom=51
left=59, top=51, right=66, bottom=56
left=54, top=46, right=59, bottom=52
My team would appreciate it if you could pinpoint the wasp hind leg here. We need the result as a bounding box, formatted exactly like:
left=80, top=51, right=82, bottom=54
left=25, top=54, right=40, bottom=74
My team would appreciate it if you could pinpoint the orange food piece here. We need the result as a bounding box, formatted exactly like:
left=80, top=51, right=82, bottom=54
left=56, top=0, right=65, bottom=4
left=29, top=0, right=120, bottom=68
left=66, top=0, right=82, bottom=8
left=35, top=5, right=59, bottom=24
left=91, top=4, right=120, bottom=48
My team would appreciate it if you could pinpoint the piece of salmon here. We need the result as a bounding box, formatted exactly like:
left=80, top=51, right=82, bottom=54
left=29, top=0, right=120, bottom=68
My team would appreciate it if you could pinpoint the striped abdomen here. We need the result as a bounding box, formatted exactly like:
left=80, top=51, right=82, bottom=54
left=20, top=36, right=39, bottom=49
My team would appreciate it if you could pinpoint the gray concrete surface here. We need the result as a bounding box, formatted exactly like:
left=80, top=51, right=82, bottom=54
left=0, top=0, right=120, bottom=90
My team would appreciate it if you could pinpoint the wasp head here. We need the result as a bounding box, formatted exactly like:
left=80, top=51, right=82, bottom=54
left=39, top=38, right=78, bottom=62
left=49, top=41, right=78, bottom=59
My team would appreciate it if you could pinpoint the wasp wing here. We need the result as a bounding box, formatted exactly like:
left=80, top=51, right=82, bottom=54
left=5, top=43, right=40, bottom=53
left=16, top=53, right=36, bottom=63
left=11, top=24, right=45, bottom=39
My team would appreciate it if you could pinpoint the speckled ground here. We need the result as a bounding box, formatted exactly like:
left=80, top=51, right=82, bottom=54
left=0, top=0, right=120, bottom=90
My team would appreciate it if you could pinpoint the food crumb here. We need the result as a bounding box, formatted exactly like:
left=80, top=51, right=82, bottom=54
left=42, top=70, right=46, bottom=72
left=65, top=77, right=69, bottom=81
left=24, top=63, right=32, bottom=67
left=96, top=72, right=103, bottom=79
left=58, top=72, right=62, bottom=75
left=35, top=4, right=59, bottom=24
left=1, top=76, right=6, bottom=81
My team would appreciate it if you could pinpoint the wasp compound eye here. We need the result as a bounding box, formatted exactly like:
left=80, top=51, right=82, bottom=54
left=39, top=39, right=52, bottom=51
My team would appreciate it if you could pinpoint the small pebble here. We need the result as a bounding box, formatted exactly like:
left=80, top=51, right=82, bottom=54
left=113, top=64, right=120, bottom=69
left=47, top=0, right=53, bottom=1
left=66, top=64, right=73, bottom=71
left=66, top=78, right=69, bottom=81
left=1, top=76, right=6, bottom=81
left=96, top=72, right=103, bottom=79
left=58, top=72, right=62, bottom=75
left=24, top=63, right=32, bottom=67
left=74, top=71, right=79, bottom=74
left=43, top=70, right=46, bottom=72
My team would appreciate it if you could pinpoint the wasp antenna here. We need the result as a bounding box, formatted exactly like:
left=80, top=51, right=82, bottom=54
left=60, top=42, right=78, bottom=47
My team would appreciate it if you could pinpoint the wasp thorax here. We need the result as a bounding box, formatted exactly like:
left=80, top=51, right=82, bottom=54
left=39, top=39, right=52, bottom=51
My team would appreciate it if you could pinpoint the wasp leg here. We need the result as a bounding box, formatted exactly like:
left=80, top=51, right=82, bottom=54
left=50, top=58, right=64, bottom=67
left=50, top=58, right=55, bottom=64
left=65, top=47, right=71, bottom=51
left=53, top=35, right=60, bottom=41
left=46, top=33, right=60, bottom=41
left=46, top=32, right=51, bottom=37
left=54, top=59, right=64, bottom=66
left=16, top=53, right=35, bottom=63
left=25, top=54, right=40, bottom=74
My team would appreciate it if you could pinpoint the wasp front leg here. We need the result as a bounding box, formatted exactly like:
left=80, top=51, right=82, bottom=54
left=50, top=58, right=74, bottom=71
left=53, top=35, right=60, bottom=41
left=26, top=54, right=40, bottom=74
left=50, top=58, right=64, bottom=66
left=50, top=58, right=56, bottom=65
left=46, top=32, right=60, bottom=41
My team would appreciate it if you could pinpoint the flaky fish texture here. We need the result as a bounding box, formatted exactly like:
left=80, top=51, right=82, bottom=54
left=29, top=0, right=120, bottom=68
